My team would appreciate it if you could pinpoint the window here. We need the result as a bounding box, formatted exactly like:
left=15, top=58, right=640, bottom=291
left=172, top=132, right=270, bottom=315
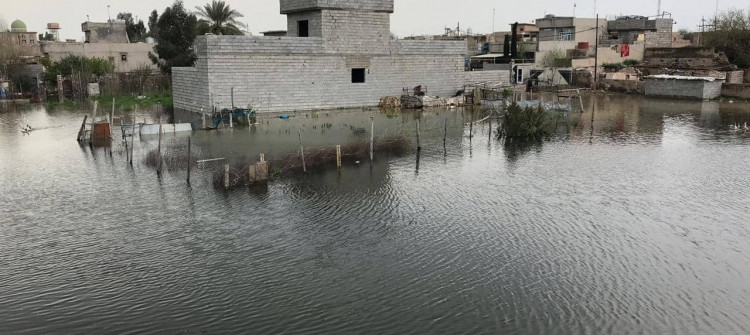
left=298, top=20, right=309, bottom=37
left=121, top=53, right=128, bottom=62
left=557, top=28, right=573, bottom=41
left=108, top=57, right=115, bottom=64
left=351, top=68, right=366, bottom=83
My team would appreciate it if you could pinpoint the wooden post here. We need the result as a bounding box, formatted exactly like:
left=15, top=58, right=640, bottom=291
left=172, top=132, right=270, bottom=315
left=577, top=89, right=585, bottom=113
left=111, top=97, right=115, bottom=126
left=488, top=115, right=492, bottom=141
left=336, top=145, right=342, bottom=169
left=230, top=87, right=234, bottom=129
left=124, top=117, right=130, bottom=161
left=90, top=101, right=98, bottom=146
left=369, top=116, right=374, bottom=161
left=130, top=106, right=137, bottom=166
left=201, top=108, right=206, bottom=129
left=157, top=115, right=163, bottom=175
left=77, top=115, right=88, bottom=142
left=224, top=164, right=230, bottom=189
left=469, top=112, right=474, bottom=140
left=443, top=118, right=447, bottom=149
left=187, top=137, right=191, bottom=184
left=257, top=154, right=268, bottom=182
left=416, top=119, right=421, bottom=152
left=299, top=129, right=307, bottom=173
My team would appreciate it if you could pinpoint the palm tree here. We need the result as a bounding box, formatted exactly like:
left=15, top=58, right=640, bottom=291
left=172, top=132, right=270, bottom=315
left=195, top=1, right=246, bottom=35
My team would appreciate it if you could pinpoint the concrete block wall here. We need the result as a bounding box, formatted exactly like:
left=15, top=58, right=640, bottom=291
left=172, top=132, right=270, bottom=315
left=644, top=78, right=723, bottom=100
left=287, top=12, right=323, bottom=37
left=280, top=0, right=394, bottom=13
left=721, top=84, right=750, bottom=99
left=197, top=51, right=508, bottom=113
left=320, top=10, right=391, bottom=54
left=726, top=70, right=744, bottom=84
left=205, top=36, right=324, bottom=54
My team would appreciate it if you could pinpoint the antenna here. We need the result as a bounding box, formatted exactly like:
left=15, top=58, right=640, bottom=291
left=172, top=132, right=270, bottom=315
left=657, top=0, right=661, bottom=16
left=574, top=3, right=577, bottom=17
left=492, top=8, right=495, bottom=33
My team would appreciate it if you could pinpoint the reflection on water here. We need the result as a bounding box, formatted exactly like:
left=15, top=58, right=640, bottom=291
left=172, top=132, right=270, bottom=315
left=1, top=95, right=750, bottom=334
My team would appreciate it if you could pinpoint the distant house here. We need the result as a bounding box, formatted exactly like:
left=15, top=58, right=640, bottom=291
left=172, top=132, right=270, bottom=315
left=2, top=19, right=38, bottom=46
left=606, top=16, right=673, bottom=48
left=40, top=20, right=155, bottom=73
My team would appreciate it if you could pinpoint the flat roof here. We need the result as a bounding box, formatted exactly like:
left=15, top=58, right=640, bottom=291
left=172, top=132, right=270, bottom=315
left=645, top=75, right=717, bottom=82
left=471, top=53, right=505, bottom=59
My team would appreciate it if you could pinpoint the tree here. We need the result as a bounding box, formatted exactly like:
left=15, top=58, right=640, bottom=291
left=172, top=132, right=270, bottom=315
left=39, top=32, right=56, bottom=41
left=42, top=55, right=114, bottom=83
left=148, top=10, right=159, bottom=38
left=149, top=1, right=198, bottom=74
left=195, top=0, right=246, bottom=35
left=117, top=12, right=147, bottom=42
left=541, top=49, right=568, bottom=84
left=704, top=9, right=750, bottom=68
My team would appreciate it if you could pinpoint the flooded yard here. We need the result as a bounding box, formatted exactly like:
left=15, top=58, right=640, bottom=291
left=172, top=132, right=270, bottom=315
left=1, top=94, right=750, bottom=334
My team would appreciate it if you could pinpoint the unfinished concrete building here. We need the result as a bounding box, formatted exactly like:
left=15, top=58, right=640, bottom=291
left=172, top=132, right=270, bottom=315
left=606, top=16, right=673, bottom=48
left=172, top=0, right=509, bottom=113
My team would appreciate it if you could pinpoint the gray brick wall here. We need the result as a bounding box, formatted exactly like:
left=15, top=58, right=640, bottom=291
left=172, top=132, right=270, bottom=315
left=280, top=0, right=394, bottom=13
left=644, top=78, right=723, bottom=99
left=172, top=1, right=509, bottom=113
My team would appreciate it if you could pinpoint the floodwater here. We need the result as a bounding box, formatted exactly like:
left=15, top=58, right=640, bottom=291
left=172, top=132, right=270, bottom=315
left=1, top=95, right=750, bottom=334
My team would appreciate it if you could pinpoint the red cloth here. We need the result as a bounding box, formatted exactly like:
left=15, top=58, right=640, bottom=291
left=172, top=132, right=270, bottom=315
left=621, top=44, right=630, bottom=57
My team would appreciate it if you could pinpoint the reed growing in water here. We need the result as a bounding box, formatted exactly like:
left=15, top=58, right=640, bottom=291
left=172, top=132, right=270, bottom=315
left=498, top=103, right=553, bottom=139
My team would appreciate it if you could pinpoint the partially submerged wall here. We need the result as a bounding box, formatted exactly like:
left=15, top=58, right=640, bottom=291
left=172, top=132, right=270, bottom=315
left=644, top=78, right=723, bottom=100
left=721, top=84, right=750, bottom=99
left=173, top=35, right=509, bottom=113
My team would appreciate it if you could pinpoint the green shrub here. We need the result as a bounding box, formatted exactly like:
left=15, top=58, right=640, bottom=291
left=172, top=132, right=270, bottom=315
left=602, top=62, right=625, bottom=71
left=623, top=59, right=641, bottom=67
left=499, top=103, right=553, bottom=139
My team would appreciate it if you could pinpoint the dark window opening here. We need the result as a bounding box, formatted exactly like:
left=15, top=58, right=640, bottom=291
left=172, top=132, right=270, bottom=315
left=298, top=20, right=309, bottom=37
left=121, top=54, right=128, bottom=61
left=351, top=68, right=366, bottom=83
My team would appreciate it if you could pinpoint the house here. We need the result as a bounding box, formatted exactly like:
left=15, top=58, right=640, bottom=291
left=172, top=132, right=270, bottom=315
left=1, top=20, right=37, bottom=46
left=172, top=0, right=510, bottom=113
left=606, top=16, right=673, bottom=48
left=40, top=21, right=155, bottom=73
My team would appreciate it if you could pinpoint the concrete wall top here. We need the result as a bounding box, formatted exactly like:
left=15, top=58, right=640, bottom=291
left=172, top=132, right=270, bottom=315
left=644, top=47, right=715, bottom=59
left=195, top=35, right=469, bottom=56
left=280, top=0, right=394, bottom=14
left=200, top=35, right=325, bottom=54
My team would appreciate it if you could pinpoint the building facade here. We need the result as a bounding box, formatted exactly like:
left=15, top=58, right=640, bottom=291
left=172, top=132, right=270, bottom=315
left=172, top=0, right=509, bottom=113
left=3, top=20, right=37, bottom=45
left=39, top=20, right=155, bottom=73
left=606, top=16, right=673, bottom=48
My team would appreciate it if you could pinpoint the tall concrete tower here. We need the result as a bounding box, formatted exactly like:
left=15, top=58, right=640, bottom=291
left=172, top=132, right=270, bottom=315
left=279, top=0, right=395, bottom=54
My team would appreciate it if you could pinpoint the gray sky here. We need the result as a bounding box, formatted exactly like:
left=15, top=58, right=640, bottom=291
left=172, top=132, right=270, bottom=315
left=4, top=0, right=749, bottom=41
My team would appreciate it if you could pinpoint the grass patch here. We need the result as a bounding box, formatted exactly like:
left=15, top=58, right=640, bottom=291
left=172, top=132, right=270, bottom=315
left=45, top=100, right=79, bottom=110
left=92, top=92, right=173, bottom=110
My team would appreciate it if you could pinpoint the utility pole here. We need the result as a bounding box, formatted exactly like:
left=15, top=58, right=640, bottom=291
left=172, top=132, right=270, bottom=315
left=492, top=9, right=495, bottom=33
left=594, top=14, right=599, bottom=90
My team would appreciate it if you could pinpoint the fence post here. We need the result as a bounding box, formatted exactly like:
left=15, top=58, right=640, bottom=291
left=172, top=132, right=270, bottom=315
left=336, top=145, right=342, bottom=169
left=187, top=137, right=191, bottom=184
left=299, top=129, right=307, bottom=173
left=224, top=164, right=230, bottom=189
left=416, top=119, right=421, bottom=153
left=370, top=116, right=374, bottom=161
left=157, top=115, right=163, bottom=175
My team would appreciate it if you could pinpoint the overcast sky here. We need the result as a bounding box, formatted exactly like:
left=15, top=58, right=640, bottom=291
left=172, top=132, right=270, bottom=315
left=3, top=0, right=749, bottom=41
